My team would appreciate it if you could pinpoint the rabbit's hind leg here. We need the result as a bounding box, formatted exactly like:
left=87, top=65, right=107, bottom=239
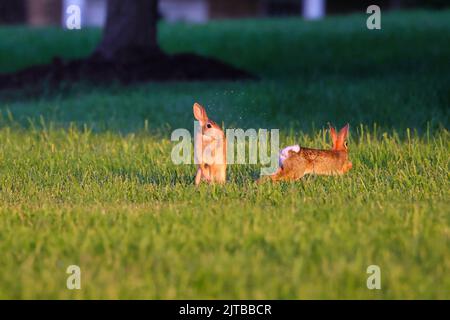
left=255, top=167, right=284, bottom=184
left=273, top=159, right=307, bottom=182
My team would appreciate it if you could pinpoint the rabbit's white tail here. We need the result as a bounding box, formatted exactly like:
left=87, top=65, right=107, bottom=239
left=279, top=145, right=300, bottom=168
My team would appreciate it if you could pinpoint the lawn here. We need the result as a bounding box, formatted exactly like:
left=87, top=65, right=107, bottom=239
left=0, top=10, right=449, bottom=299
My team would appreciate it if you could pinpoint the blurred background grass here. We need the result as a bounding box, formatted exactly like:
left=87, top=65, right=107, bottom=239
left=0, top=10, right=448, bottom=132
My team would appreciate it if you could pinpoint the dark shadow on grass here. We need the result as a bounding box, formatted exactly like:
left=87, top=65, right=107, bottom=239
left=0, top=50, right=257, bottom=100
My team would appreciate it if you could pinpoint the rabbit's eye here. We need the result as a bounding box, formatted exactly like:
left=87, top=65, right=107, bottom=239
left=206, top=123, right=212, bottom=128
left=344, top=141, right=348, bottom=148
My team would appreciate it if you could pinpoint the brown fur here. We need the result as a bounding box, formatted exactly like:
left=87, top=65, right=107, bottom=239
left=266, top=124, right=352, bottom=182
left=193, top=103, right=227, bottom=185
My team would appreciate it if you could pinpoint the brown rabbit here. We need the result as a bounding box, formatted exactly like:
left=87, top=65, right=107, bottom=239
left=266, top=124, right=352, bottom=182
left=193, top=103, right=227, bottom=185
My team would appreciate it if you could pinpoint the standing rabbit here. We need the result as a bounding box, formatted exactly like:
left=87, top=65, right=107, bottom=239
left=193, top=103, right=227, bottom=185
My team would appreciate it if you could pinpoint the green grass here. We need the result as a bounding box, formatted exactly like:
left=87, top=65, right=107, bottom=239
left=0, top=10, right=449, bottom=299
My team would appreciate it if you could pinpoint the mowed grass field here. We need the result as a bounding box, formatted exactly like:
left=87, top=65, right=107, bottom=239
left=0, top=10, right=449, bottom=299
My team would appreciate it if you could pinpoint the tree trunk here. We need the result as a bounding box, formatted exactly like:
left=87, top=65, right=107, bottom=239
left=94, top=0, right=160, bottom=61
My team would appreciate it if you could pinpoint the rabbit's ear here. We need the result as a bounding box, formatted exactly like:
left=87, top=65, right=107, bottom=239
left=338, top=124, right=349, bottom=140
left=334, top=124, right=349, bottom=150
left=193, top=103, right=208, bottom=125
left=329, top=125, right=338, bottom=147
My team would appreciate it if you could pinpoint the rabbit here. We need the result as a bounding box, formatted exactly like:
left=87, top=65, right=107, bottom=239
left=263, top=124, right=352, bottom=182
left=193, top=103, right=227, bottom=185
